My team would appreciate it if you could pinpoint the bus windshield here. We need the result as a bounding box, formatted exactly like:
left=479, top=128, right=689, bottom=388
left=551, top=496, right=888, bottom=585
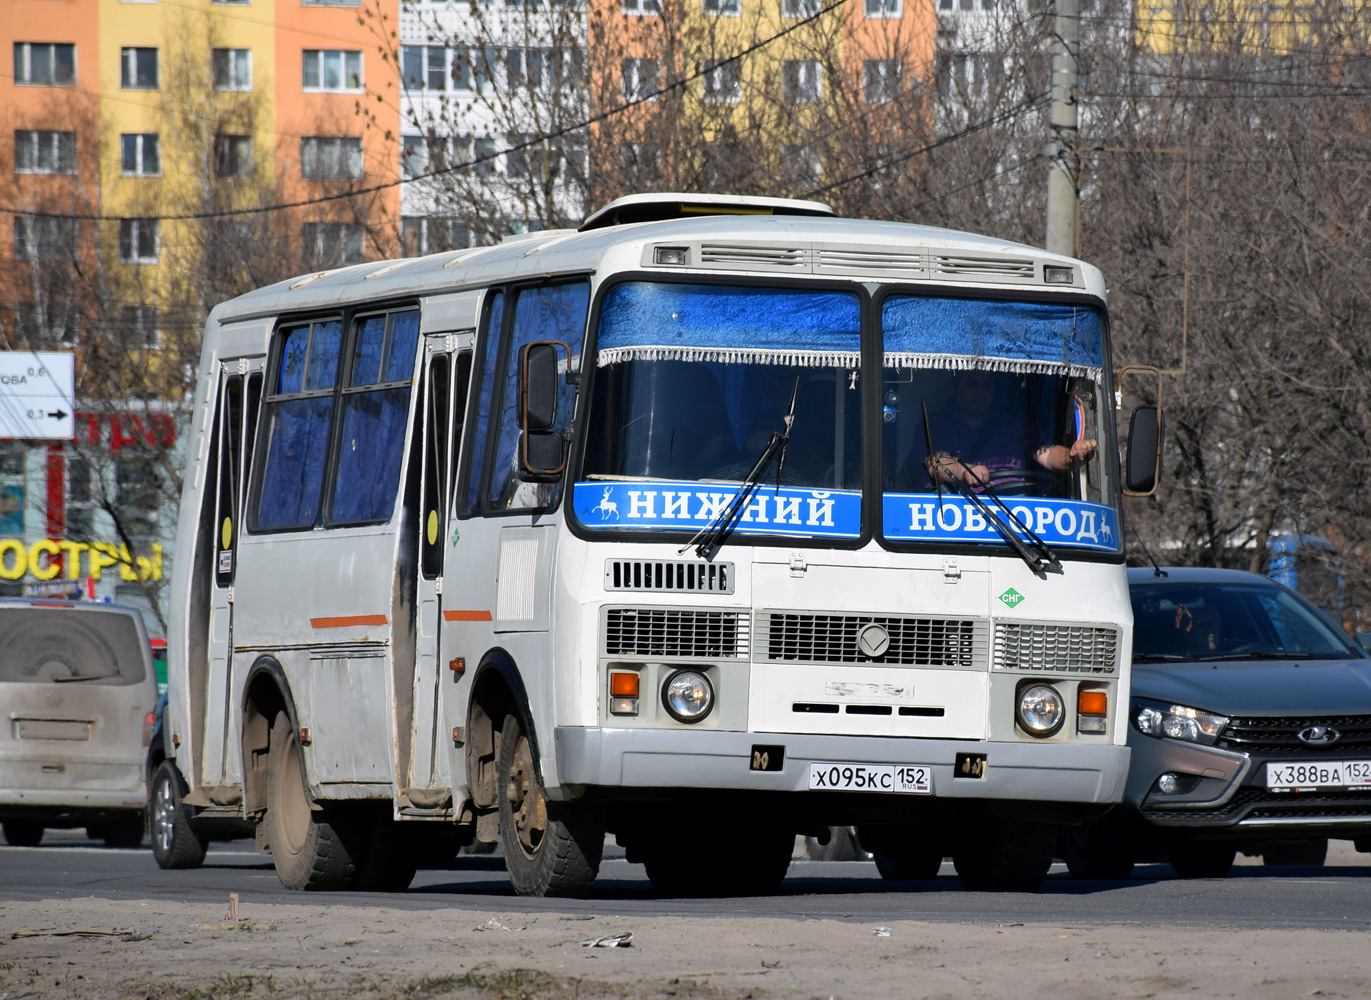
left=583, top=282, right=863, bottom=491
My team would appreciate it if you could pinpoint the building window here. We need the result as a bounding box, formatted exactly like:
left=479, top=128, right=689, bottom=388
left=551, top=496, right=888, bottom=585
left=781, top=0, right=822, bottom=14
left=213, top=134, right=253, bottom=178
left=622, top=0, right=661, bottom=13
left=13, top=43, right=76, bottom=86
left=783, top=59, right=821, bottom=103
left=118, top=219, right=159, bottom=264
left=120, top=47, right=159, bottom=90
left=302, top=50, right=363, bottom=92
left=66, top=456, right=95, bottom=541
left=505, top=134, right=545, bottom=180
left=13, top=215, right=77, bottom=262
left=401, top=134, right=429, bottom=178
left=302, top=222, right=364, bottom=268
left=621, top=58, right=661, bottom=100
left=474, top=136, right=498, bottom=175
left=14, top=131, right=76, bottom=174
left=121, top=133, right=161, bottom=176
left=212, top=48, right=252, bottom=91
left=117, top=305, right=160, bottom=348
left=863, top=59, right=901, bottom=102
left=401, top=217, right=469, bottom=257
left=703, top=0, right=740, bottom=12
left=300, top=137, right=363, bottom=181
left=865, top=0, right=901, bottom=14
left=702, top=60, right=742, bottom=102
left=401, top=45, right=466, bottom=91
left=115, top=455, right=162, bottom=538
left=508, top=48, right=548, bottom=90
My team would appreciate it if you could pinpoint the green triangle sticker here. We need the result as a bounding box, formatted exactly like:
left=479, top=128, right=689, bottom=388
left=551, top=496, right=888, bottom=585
left=998, top=587, right=1025, bottom=609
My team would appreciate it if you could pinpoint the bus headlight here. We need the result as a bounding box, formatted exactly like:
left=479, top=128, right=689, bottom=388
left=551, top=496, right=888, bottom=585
left=1017, top=684, right=1065, bottom=737
left=662, top=670, right=713, bottom=723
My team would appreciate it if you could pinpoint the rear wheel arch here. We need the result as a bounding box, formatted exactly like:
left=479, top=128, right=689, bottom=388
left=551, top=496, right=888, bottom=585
left=466, top=649, right=536, bottom=835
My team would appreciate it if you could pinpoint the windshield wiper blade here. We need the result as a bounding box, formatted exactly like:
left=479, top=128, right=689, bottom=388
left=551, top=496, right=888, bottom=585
left=1196, top=651, right=1315, bottom=661
left=53, top=674, right=116, bottom=683
left=682, top=378, right=799, bottom=558
left=958, top=465, right=1062, bottom=573
left=1132, top=653, right=1190, bottom=662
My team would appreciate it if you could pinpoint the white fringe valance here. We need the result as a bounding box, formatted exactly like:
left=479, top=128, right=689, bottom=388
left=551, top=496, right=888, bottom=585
left=597, top=346, right=863, bottom=369
left=883, top=352, right=1102, bottom=380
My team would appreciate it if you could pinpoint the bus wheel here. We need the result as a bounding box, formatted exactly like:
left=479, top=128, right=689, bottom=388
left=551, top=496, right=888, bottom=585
left=265, top=710, right=359, bottom=890
left=952, top=819, right=1055, bottom=892
left=149, top=760, right=208, bottom=869
left=498, top=713, right=603, bottom=898
left=873, top=847, right=944, bottom=881
left=2, top=819, right=43, bottom=847
left=352, top=812, right=420, bottom=892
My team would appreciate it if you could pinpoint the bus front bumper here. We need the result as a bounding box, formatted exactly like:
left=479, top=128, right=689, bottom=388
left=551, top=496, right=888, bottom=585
left=554, top=728, right=1131, bottom=805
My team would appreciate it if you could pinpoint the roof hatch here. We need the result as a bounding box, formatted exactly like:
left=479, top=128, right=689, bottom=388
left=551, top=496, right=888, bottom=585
left=579, top=192, right=835, bottom=231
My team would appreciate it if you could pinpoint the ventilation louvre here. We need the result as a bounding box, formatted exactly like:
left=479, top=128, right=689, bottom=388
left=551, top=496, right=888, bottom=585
left=698, top=244, right=807, bottom=268
left=605, top=559, right=734, bottom=594
left=757, top=612, right=986, bottom=667
left=931, top=254, right=1036, bottom=281
left=992, top=621, right=1119, bottom=674
left=604, top=607, right=748, bottom=659
left=814, top=247, right=927, bottom=278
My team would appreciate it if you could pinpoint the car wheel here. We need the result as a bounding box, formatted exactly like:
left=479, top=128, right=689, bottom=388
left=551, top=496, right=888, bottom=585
left=952, top=819, right=1055, bottom=892
left=1262, top=839, right=1327, bottom=867
left=2, top=820, right=43, bottom=847
left=1167, top=841, right=1235, bottom=878
left=498, top=712, right=603, bottom=898
left=149, top=760, right=208, bottom=869
left=103, top=814, right=145, bottom=849
left=265, top=710, right=361, bottom=890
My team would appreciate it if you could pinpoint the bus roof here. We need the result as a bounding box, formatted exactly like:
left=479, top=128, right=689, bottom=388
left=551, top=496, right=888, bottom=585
left=211, top=213, right=1107, bottom=329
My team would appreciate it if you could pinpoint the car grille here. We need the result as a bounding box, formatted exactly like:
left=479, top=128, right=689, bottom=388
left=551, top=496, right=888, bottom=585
left=992, top=621, right=1119, bottom=674
left=603, top=607, right=747, bottom=659
left=1217, top=715, right=1371, bottom=754
left=756, top=612, right=986, bottom=667
left=1143, top=785, right=1371, bottom=825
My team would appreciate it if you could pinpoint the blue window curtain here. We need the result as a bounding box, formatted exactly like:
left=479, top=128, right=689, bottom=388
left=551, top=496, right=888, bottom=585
left=488, top=282, right=589, bottom=511
left=256, top=397, right=333, bottom=529
left=881, top=297, right=1104, bottom=377
left=462, top=291, right=504, bottom=516
left=596, top=282, right=862, bottom=368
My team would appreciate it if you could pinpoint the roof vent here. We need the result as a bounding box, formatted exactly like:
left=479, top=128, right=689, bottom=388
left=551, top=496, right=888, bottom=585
left=580, top=192, right=834, bottom=231
left=930, top=254, right=1036, bottom=281
left=698, top=244, right=807, bottom=269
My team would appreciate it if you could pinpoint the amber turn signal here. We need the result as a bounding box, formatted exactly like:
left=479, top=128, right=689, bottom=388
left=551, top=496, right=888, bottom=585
left=1078, top=690, right=1108, bottom=716
left=610, top=672, right=640, bottom=697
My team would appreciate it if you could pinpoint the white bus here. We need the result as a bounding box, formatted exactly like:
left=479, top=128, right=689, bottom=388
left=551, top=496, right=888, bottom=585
left=159, top=193, right=1161, bottom=895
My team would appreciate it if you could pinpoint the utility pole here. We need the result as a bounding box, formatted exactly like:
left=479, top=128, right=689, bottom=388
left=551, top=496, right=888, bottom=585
left=1045, top=0, right=1081, bottom=257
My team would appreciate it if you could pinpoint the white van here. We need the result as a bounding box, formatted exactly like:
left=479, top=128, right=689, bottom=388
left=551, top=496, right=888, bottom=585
left=0, top=599, right=159, bottom=848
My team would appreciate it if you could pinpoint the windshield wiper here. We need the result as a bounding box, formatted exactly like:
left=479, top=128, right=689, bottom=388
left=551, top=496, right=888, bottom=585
left=53, top=673, right=116, bottom=683
left=1132, top=653, right=1190, bottom=662
left=683, top=378, right=799, bottom=558
left=1195, top=651, right=1316, bottom=661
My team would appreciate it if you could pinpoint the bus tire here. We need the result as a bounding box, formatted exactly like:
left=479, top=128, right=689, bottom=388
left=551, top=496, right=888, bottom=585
left=352, top=811, right=420, bottom=892
left=498, top=713, right=602, bottom=898
left=266, top=710, right=359, bottom=891
left=1167, top=840, right=1235, bottom=879
left=102, top=813, right=146, bottom=849
left=2, top=819, right=43, bottom=847
left=149, top=760, right=208, bottom=869
left=873, top=848, right=944, bottom=881
left=952, top=819, right=1055, bottom=892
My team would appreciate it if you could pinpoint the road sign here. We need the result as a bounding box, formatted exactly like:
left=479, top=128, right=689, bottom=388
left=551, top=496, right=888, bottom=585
left=0, top=351, right=75, bottom=440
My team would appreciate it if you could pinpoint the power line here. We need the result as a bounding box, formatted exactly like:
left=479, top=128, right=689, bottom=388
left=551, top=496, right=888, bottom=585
left=1, top=0, right=852, bottom=223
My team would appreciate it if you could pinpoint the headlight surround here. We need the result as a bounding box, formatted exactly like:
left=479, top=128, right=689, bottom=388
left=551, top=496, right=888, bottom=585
left=662, top=669, right=714, bottom=723
left=1016, top=684, right=1065, bottom=737
left=1132, top=699, right=1228, bottom=746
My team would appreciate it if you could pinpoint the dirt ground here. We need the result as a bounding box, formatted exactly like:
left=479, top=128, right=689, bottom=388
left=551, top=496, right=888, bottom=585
left=3, top=885, right=1370, bottom=1000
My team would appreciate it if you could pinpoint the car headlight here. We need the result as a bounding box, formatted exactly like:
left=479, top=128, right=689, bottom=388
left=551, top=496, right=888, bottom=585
left=662, top=669, right=714, bottom=723
left=1132, top=700, right=1228, bottom=745
left=1016, top=684, right=1065, bottom=737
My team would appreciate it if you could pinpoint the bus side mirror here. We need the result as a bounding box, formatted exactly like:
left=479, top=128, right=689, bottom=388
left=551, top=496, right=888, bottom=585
left=518, top=340, right=568, bottom=480
left=1124, top=406, right=1163, bottom=496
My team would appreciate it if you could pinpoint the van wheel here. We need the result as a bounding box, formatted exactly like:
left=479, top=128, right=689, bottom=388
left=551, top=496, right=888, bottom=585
left=2, top=820, right=43, bottom=847
left=498, top=713, right=602, bottom=898
left=103, top=814, right=145, bottom=849
left=952, top=819, right=1056, bottom=892
left=265, top=710, right=359, bottom=890
left=1167, top=841, right=1235, bottom=878
left=150, top=760, right=208, bottom=869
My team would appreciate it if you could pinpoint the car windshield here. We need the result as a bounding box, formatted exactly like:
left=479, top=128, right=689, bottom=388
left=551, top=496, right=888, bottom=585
left=583, top=282, right=862, bottom=490
left=1131, top=582, right=1358, bottom=661
left=0, top=608, right=147, bottom=685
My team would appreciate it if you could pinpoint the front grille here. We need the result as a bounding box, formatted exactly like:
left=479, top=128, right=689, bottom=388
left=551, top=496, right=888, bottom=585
left=1217, top=716, right=1371, bottom=754
left=604, top=559, right=734, bottom=595
left=993, top=621, right=1118, bottom=674
left=757, top=612, right=986, bottom=667
left=604, top=607, right=747, bottom=659
left=1143, top=785, right=1371, bottom=825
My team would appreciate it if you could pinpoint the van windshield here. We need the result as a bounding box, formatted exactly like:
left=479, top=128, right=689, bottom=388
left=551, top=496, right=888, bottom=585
left=0, top=608, right=147, bottom=685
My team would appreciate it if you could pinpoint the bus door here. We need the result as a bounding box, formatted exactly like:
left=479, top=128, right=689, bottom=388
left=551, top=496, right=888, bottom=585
left=202, top=359, right=263, bottom=789
left=408, top=337, right=468, bottom=795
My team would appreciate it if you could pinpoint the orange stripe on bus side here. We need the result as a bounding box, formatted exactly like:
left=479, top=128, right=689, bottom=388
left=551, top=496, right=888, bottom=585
left=443, top=610, right=493, bottom=622
left=310, top=614, right=389, bottom=629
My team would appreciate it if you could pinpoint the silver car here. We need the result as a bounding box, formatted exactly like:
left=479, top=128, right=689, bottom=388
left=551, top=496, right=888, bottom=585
left=0, top=599, right=159, bottom=848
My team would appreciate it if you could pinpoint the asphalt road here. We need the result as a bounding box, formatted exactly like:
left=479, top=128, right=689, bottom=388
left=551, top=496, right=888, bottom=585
left=3, top=833, right=1371, bottom=929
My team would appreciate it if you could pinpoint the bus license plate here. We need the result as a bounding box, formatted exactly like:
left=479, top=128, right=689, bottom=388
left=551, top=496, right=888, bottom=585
left=1266, top=760, right=1371, bottom=791
left=808, top=762, right=932, bottom=794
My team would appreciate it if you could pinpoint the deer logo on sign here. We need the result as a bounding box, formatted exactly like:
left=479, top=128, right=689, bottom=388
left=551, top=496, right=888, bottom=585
left=594, top=487, right=620, bottom=521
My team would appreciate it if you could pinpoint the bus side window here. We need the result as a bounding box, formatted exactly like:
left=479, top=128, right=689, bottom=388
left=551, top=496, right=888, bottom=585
left=243, top=371, right=263, bottom=507
left=214, top=375, right=244, bottom=587
left=421, top=355, right=450, bottom=579
left=449, top=351, right=472, bottom=509
left=486, top=281, right=589, bottom=512
left=459, top=292, right=504, bottom=518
